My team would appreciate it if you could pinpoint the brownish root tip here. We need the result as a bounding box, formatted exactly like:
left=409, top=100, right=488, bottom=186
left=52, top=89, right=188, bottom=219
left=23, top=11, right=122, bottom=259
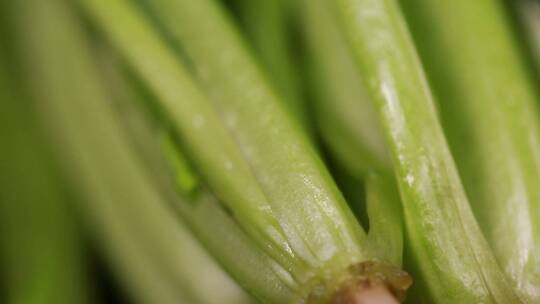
left=330, top=261, right=412, bottom=304
left=331, top=278, right=399, bottom=304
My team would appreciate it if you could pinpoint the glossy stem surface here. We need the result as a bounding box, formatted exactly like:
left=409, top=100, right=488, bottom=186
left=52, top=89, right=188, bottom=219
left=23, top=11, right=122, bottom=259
left=334, top=0, right=522, bottom=302
left=400, top=0, right=540, bottom=301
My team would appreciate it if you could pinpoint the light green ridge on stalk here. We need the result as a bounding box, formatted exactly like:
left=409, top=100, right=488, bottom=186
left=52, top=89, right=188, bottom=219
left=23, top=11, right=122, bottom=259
left=15, top=0, right=276, bottom=303
left=334, top=0, right=523, bottom=302
left=0, top=63, right=89, bottom=304
left=78, top=0, right=400, bottom=301
left=79, top=0, right=301, bottom=276
left=300, top=0, right=403, bottom=267
left=230, top=0, right=309, bottom=131
left=400, top=0, right=540, bottom=301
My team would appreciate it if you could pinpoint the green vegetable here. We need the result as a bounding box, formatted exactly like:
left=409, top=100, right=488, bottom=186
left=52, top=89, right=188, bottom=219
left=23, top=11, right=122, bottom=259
left=333, top=0, right=522, bottom=302
left=401, top=0, right=540, bottom=301
left=79, top=0, right=410, bottom=301
left=11, top=0, right=537, bottom=301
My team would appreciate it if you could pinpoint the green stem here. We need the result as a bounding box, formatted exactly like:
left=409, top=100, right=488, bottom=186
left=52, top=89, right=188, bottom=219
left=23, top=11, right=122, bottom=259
left=300, top=0, right=403, bottom=268
left=334, top=0, right=522, bottom=302
left=400, top=0, right=540, bottom=301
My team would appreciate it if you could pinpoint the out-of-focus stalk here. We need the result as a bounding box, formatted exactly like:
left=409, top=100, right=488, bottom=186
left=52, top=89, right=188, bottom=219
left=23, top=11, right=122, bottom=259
left=515, top=0, right=540, bottom=73
left=0, top=62, right=89, bottom=304
left=400, top=0, right=540, bottom=301
left=334, top=0, right=522, bottom=302
left=13, top=0, right=256, bottom=303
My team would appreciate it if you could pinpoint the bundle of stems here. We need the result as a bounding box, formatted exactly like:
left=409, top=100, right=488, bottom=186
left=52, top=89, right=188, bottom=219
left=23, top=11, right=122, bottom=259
left=77, top=0, right=411, bottom=301
left=2, top=0, right=540, bottom=303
